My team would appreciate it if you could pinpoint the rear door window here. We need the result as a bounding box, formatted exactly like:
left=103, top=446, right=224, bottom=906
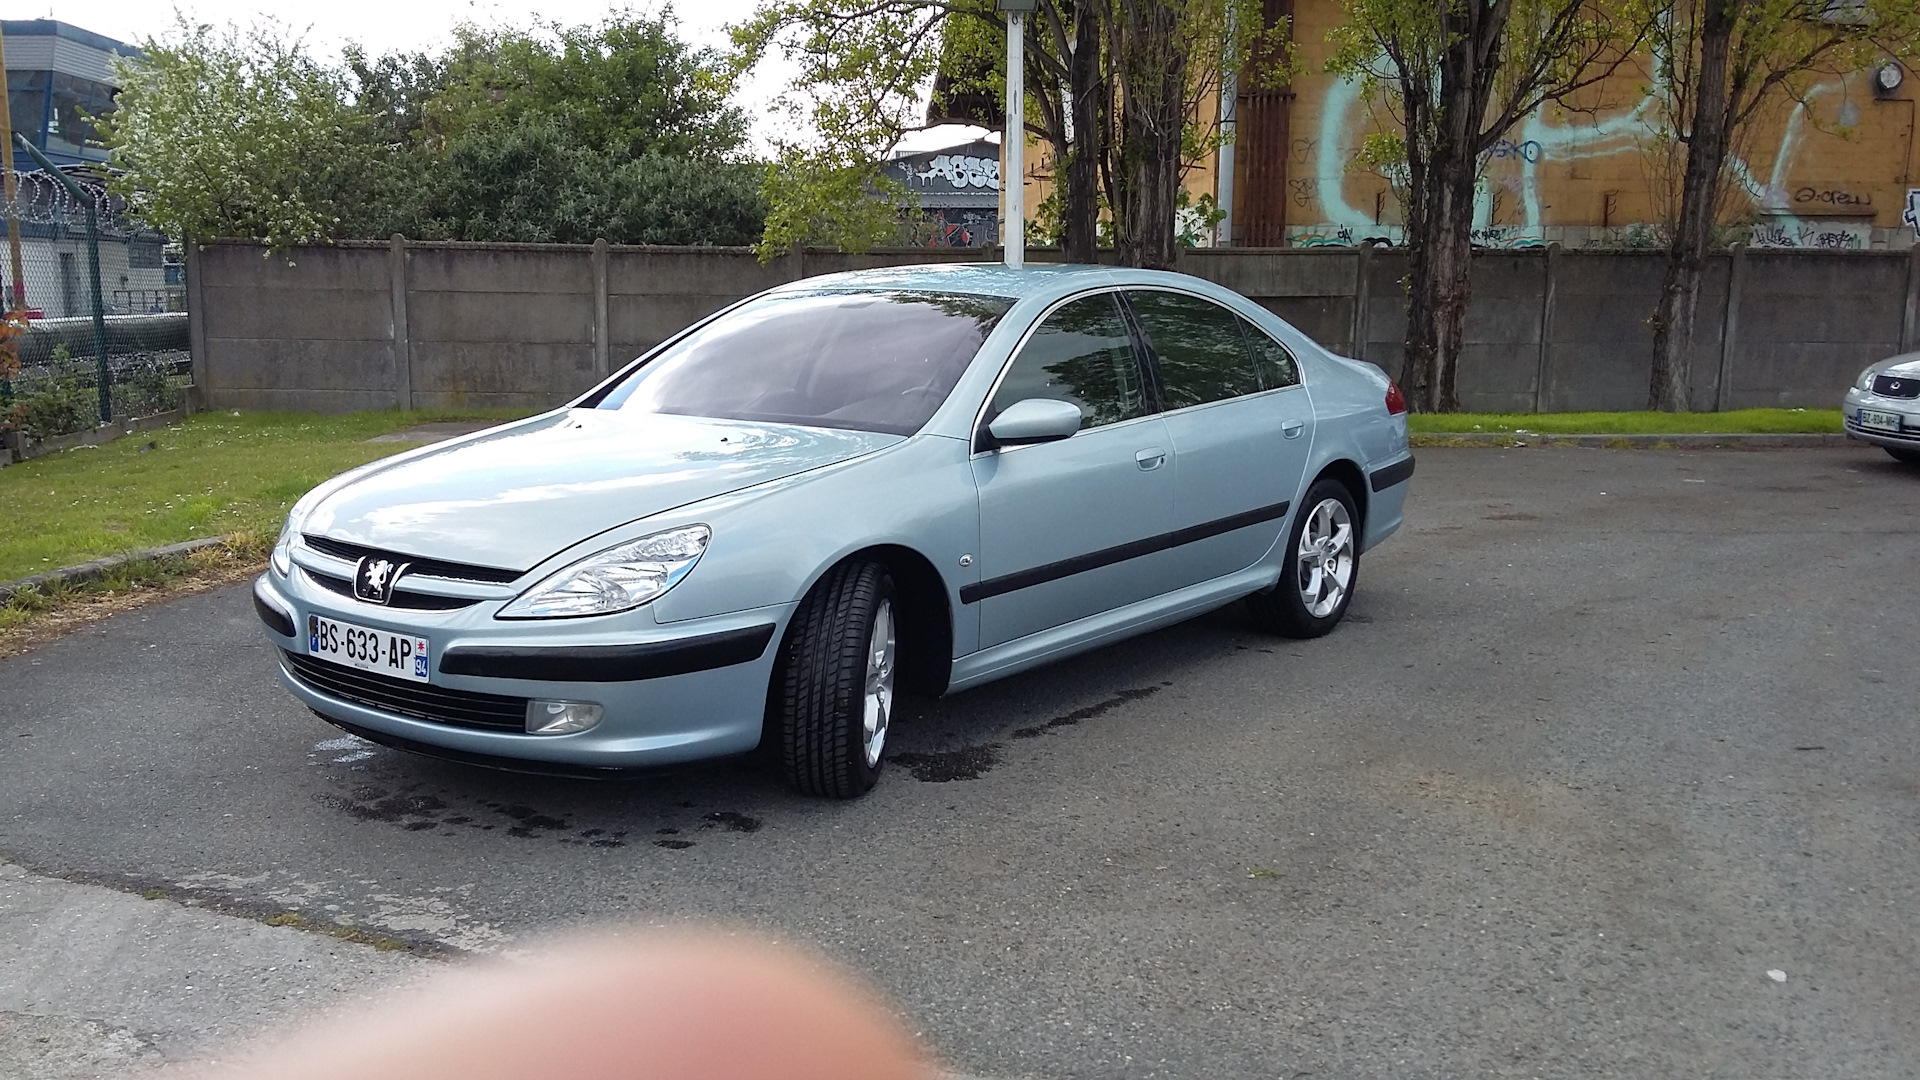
left=1241, top=319, right=1301, bottom=390
left=1126, top=290, right=1262, bottom=409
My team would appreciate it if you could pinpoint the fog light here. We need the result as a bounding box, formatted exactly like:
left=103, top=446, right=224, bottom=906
left=526, top=699, right=603, bottom=736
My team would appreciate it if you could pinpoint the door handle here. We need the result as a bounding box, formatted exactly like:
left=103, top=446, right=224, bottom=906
left=1135, top=447, right=1166, bottom=471
left=1281, top=419, right=1306, bottom=439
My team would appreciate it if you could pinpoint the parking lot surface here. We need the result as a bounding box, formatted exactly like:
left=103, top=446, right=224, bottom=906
left=2, top=447, right=1917, bottom=1078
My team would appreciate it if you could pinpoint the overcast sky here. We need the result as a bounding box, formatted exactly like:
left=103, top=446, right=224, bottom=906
left=22, top=0, right=990, bottom=153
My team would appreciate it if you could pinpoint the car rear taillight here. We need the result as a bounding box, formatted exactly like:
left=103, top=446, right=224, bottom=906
left=1385, top=380, right=1408, bottom=415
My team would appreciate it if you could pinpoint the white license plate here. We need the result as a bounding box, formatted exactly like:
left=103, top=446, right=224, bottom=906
left=307, top=614, right=430, bottom=682
left=1859, top=408, right=1903, bottom=431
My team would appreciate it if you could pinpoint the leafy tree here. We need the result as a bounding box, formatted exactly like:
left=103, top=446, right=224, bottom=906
left=1646, top=0, right=1920, bottom=411
left=102, top=20, right=360, bottom=248
left=106, top=14, right=765, bottom=247
left=421, top=18, right=750, bottom=160
left=1329, top=0, right=1655, bottom=412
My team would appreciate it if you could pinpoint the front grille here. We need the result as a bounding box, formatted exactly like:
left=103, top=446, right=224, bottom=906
left=304, top=568, right=477, bottom=611
left=282, top=649, right=528, bottom=732
left=302, top=535, right=524, bottom=584
left=1872, top=373, right=1920, bottom=399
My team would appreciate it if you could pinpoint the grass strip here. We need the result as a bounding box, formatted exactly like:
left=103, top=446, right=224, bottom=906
left=0, top=408, right=527, bottom=583
left=1407, top=408, right=1841, bottom=435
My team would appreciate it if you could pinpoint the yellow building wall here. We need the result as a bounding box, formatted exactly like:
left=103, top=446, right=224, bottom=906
left=1008, top=1, right=1920, bottom=250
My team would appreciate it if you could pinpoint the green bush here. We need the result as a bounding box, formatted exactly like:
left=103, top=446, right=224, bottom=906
left=9, top=346, right=99, bottom=440
left=112, top=355, right=185, bottom=418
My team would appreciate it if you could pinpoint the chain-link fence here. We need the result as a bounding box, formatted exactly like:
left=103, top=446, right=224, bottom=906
left=0, top=146, right=188, bottom=447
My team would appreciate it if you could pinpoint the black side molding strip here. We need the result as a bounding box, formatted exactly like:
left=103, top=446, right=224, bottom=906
left=440, top=624, right=776, bottom=682
left=254, top=577, right=296, bottom=638
left=960, top=500, right=1291, bottom=605
left=1370, top=455, right=1416, bottom=492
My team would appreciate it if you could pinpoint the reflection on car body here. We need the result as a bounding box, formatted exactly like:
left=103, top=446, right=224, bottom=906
left=255, top=264, right=1415, bottom=798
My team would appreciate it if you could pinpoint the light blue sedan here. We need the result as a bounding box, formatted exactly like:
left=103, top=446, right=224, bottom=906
left=254, top=264, right=1413, bottom=797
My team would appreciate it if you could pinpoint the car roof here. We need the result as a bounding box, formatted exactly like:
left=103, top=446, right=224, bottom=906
left=770, top=261, right=1196, bottom=301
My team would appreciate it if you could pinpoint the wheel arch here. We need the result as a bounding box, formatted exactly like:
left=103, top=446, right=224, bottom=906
left=781, top=543, right=954, bottom=699
left=1308, top=457, right=1369, bottom=537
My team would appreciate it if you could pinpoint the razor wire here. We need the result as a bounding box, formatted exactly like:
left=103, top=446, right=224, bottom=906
left=0, top=167, right=129, bottom=232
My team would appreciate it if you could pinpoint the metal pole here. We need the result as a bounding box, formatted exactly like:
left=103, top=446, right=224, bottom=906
left=16, top=134, right=111, bottom=422
left=1004, top=9, right=1025, bottom=269
left=1216, top=11, right=1237, bottom=247
left=0, top=24, right=25, bottom=406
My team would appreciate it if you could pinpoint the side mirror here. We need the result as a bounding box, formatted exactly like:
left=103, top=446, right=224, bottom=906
left=988, top=398, right=1083, bottom=446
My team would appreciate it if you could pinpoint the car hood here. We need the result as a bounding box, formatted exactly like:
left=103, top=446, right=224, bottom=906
left=1872, top=351, right=1920, bottom=378
left=302, top=410, right=903, bottom=570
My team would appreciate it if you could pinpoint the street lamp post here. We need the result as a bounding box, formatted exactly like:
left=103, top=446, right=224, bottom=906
left=997, top=0, right=1036, bottom=269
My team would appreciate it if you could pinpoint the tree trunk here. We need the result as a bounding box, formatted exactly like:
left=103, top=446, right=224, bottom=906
left=1061, top=0, right=1102, bottom=263
left=1110, top=0, right=1183, bottom=269
left=1399, top=10, right=1491, bottom=413
left=1650, top=0, right=1738, bottom=412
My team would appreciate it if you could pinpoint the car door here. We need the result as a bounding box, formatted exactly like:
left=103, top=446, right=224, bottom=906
left=1124, top=289, right=1313, bottom=589
left=968, top=291, right=1175, bottom=649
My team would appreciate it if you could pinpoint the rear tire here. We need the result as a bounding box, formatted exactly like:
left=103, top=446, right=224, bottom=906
left=1885, top=446, right=1920, bottom=465
left=1248, top=478, right=1359, bottom=639
left=773, top=561, right=896, bottom=799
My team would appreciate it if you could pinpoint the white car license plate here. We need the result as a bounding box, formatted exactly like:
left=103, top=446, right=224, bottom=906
left=1859, top=408, right=1903, bottom=431
left=307, top=614, right=430, bottom=682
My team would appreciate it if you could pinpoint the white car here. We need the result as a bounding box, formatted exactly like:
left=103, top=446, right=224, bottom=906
left=1844, top=351, right=1920, bottom=464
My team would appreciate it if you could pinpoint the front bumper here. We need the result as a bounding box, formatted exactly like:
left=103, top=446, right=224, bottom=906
left=1841, top=388, right=1920, bottom=451
left=255, top=572, right=793, bottom=770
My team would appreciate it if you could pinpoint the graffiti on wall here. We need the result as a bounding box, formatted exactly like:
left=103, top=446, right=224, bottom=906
left=1749, top=219, right=1871, bottom=249
left=1301, top=59, right=1870, bottom=246
left=1904, top=190, right=1920, bottom=237
left=915, top=155, right=1000, bottom=191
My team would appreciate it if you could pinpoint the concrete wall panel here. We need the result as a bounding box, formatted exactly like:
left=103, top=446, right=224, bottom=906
left=407, top=291, right=594, bottom=345
left=200, top=286, right=392, bottom=341
left=202, top=339, right=395, bottom=392
left=193, top=241, right=1912, bottom=415
left=409, top=343, right=597, bottom=401
left=405, top=247, right=594, bottom=294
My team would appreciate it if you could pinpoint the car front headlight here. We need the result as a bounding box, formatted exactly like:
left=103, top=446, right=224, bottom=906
left=271, top=487, right=328, bottom=578
left=498, top=525, right=711, bottom=619
left=1856, top=367, right=1878, bottom=391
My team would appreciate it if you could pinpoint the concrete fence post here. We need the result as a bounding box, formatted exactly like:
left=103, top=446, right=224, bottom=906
left=1534, top=244, right=1560, bottom=413
left=185, top=241, right=207, bottom=411
left=1903, top=243, right=1920, bottom=353
left=1350, top=244, right=1373, bottom=359
left=389, top=233, right=412, bottom=411
left=1715, top=244, right=1746, bottom=413
left=592, top=237, right=610, bottom=380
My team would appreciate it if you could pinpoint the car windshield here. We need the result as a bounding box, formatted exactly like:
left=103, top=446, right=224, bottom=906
left=594, top=290, right=1014, bottom=435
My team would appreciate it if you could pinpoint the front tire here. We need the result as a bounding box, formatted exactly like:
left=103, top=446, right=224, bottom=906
left=1247, top=479, right=1359, bottom=639
left=773, top=561, right=897, bottom=799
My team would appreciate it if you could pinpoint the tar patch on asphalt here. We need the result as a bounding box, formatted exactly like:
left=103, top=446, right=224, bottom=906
left=891, top=685, right=1164, bottom=782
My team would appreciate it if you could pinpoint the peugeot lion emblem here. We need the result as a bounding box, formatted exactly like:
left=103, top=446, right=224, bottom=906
left=353, top=556, right=409, bottom=605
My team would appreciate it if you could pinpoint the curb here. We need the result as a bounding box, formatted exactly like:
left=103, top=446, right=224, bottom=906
left=5, top=408, right=190, bottom=464
left=0, top=535, right=234, bottom=605
left=1410, top=432, right=1854, bottom=449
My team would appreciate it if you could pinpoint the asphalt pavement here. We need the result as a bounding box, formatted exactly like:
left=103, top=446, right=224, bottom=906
left=2, top=446, right=1917, bottom=1079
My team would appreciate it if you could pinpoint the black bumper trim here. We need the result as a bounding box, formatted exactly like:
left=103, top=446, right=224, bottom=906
left=253, top=577, right=295, bottom=637
left=1370, top=455, right=1416, bottom=492
left=438, top=623, right=777, bottom=682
